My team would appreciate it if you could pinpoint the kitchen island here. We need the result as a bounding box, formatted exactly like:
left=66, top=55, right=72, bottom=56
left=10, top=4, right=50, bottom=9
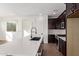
left=23, top=36, right=43, bottom=56
left=0, top=35, right=43, bottom=56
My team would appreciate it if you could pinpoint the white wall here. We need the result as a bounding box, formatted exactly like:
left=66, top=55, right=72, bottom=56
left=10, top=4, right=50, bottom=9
left=0, top=17, right=23, bottom=55
left=0, top=15, right=48, bottom=55
left=43, top=15, right=48, bottom=43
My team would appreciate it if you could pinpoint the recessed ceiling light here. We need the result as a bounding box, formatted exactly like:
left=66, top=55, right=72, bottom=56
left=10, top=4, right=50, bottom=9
left=53, top=12, right=56, bottom=15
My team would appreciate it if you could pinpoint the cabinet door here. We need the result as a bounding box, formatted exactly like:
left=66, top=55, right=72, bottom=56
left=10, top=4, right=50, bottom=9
left=76, top=3, right=79, bottom=10
left=59, top=38, right=66, bottom=56
left=66, top=3, right=73, bottom=16
left=67, top=18, right=79, bottom=55
left=48, top=35, right=56, bottom=43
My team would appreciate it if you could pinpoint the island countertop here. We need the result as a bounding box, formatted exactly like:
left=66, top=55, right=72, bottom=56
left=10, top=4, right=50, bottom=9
left=22, top=36, right=43, bottom=56
left=0, top=35, right=43, bottom=56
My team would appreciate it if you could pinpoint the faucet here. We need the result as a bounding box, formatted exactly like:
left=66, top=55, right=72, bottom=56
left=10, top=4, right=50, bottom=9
left=31, top=27, right=37, bottom=38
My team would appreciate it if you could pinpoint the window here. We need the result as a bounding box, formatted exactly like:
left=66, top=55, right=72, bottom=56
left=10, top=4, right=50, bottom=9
left=7, top=22, right=16, bottom=32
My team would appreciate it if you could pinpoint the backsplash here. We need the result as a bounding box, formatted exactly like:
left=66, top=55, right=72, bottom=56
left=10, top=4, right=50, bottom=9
left=48, top=29, right=66, bottom=35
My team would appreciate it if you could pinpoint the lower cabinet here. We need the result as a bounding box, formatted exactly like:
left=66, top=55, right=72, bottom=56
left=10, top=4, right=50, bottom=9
left=59, top=38, right=66, bottom=56
left=36, top=40, right=44, bottom=56
left=48, top=35, right=58, bottom=44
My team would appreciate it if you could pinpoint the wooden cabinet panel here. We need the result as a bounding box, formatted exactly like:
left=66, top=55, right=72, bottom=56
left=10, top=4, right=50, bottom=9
left=76, top=4, right=79, bottom=10
left=66, top=3, right=73, bottom=16
left=59, top=38, right=66, bottom=56
left=48, top=21, right=56, bottom=29
left=57, top=11, right=66, bottom=29
left=48, top=10, right=66, bottom=29
left=48, top=35, right=58, bottom=43
left=66, top=3, right=79, bottom=18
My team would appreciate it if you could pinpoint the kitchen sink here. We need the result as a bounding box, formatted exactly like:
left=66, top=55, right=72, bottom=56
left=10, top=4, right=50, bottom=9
left=31, top=37, right=40, bottom=41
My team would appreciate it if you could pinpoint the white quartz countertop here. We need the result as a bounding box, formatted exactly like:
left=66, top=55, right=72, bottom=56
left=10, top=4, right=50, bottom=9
left=22, top=36, right=43, bottom=56
left=59, top=37, right=66, bottom=41
left=55, top=35, right=66, bottom=41
left=0, top=35, right=43, bottom=56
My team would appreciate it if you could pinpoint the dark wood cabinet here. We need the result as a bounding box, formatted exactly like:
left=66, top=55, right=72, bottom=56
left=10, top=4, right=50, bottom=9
left=66, top=3, right=72, bottom=16
left=56, top=10, right=66, bottom=29
left=76, top=4, right=79, bottom=10
left=48, top=11, right=66, bottom=29
left=66, top=3, right=76, bottom=16
left=59, top=38, right=66, bottom=56
left=48, top=19, right=56, bottom=29
left=66, top=3, right=79, bottom=18
left=37, top=40, right=44, bottom=56
left=48, top=35, right=58, bottom=44
left=48, top=10, right=66, bottom=29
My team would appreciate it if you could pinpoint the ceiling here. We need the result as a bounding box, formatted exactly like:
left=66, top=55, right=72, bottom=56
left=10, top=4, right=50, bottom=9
left=0, top=3, right=66, bottom=18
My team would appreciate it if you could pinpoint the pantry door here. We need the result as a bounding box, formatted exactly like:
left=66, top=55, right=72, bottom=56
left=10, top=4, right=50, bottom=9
left=67, top=18, right=79, bottom=56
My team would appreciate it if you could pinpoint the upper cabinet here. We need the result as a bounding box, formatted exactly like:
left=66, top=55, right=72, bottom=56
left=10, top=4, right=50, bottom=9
left=57, top=10, right=66, bottom=29
left=48, top=10, right=66, bottom=29
left=66, top=3, right=79, bottom=18
left=48, top=19, right=57, bottom=29
left=76, top=4, right=79, bottom=9
left=66, top=3, right=76, bottom=16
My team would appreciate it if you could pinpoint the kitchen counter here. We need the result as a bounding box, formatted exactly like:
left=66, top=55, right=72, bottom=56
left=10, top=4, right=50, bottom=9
left=22, top=36, right=43, bottom=56
left=59, top=37, right=66, bottom=41
left=0, top=35, right=43, bottom=56
left=55, top=35, right=66, bottom=41
left=55, top=35, right=66, bottom=55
